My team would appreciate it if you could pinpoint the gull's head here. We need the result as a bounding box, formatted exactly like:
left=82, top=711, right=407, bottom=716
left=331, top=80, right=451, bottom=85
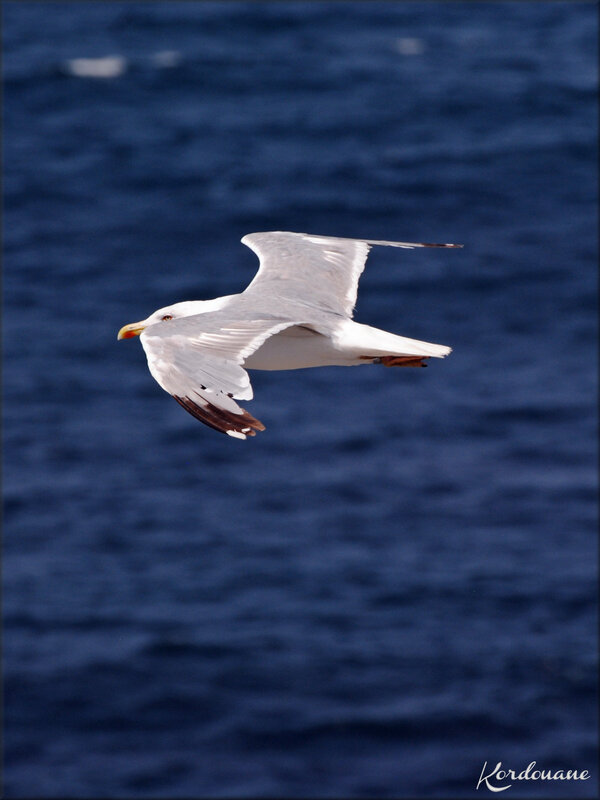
left=117, top=300, right=211, bottom=340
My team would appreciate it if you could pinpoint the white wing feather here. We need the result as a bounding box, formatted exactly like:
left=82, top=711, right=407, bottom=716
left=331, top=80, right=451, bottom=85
left=140, top=316, right=294, bottom=438
left=241, top=231, right=461, bottom=318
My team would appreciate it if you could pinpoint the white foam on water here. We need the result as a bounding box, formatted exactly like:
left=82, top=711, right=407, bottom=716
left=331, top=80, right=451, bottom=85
left=152, top=50, right=182, bottom=69
left=65, top=55, right=127, bottom=79
left=395, top=38, right=425, bottom=56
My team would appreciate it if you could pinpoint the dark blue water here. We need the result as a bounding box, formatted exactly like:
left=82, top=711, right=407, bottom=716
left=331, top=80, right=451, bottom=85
left=3, top=2, right=597, bottom=797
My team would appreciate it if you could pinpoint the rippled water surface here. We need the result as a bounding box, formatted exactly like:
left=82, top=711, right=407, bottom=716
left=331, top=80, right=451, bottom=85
left=3, top=2, right=598, bottom=797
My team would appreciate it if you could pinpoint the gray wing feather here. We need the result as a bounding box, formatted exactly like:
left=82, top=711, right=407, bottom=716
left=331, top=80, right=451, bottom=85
left=241, top=232, right=370, bottom=318
left=140, top=312, right=294, bottom=438
left=241, top=231, right=462, bottom=318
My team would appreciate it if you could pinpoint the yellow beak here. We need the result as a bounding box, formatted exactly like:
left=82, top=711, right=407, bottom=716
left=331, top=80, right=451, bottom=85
left=117, top=322, right=146, bottom=340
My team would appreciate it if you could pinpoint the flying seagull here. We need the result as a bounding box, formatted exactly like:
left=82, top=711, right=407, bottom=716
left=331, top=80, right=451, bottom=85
left=118, top=231, right=461, bottom=439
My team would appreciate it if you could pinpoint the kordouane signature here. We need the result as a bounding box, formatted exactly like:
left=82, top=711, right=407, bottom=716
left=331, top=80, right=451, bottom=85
left=476, top=761, right=591, bottom=792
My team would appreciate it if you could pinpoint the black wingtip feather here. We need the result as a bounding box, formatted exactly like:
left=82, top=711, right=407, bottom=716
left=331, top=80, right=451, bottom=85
left=421, top=243, right=463, bottom=248
left=173, top=395, right=265, bottom=437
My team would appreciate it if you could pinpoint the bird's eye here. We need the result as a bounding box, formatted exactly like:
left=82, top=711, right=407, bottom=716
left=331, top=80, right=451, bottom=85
left=162, top=314, right=173, bottom=321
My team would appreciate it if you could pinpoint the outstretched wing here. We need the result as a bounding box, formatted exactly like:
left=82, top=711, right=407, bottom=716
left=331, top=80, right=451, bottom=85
left=241, top=231, right=461, bottom=318
left=140, top=313, right=294, bottom=439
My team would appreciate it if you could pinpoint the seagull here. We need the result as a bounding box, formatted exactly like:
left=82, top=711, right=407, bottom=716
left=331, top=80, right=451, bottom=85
left=118, top=231, right=461, bottom=439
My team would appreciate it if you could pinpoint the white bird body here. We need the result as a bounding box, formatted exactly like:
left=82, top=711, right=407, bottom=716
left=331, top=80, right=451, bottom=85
left=118, top=231, right=461, bottom=438
left=244, top=319, right=451, bottom=371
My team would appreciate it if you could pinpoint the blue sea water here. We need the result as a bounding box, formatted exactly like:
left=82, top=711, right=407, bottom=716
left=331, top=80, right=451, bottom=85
left=3, top=2, right=598, bottom=797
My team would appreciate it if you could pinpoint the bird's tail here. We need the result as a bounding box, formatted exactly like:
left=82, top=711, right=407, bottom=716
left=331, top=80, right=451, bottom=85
left=349, top=322, right=452, bottom=360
